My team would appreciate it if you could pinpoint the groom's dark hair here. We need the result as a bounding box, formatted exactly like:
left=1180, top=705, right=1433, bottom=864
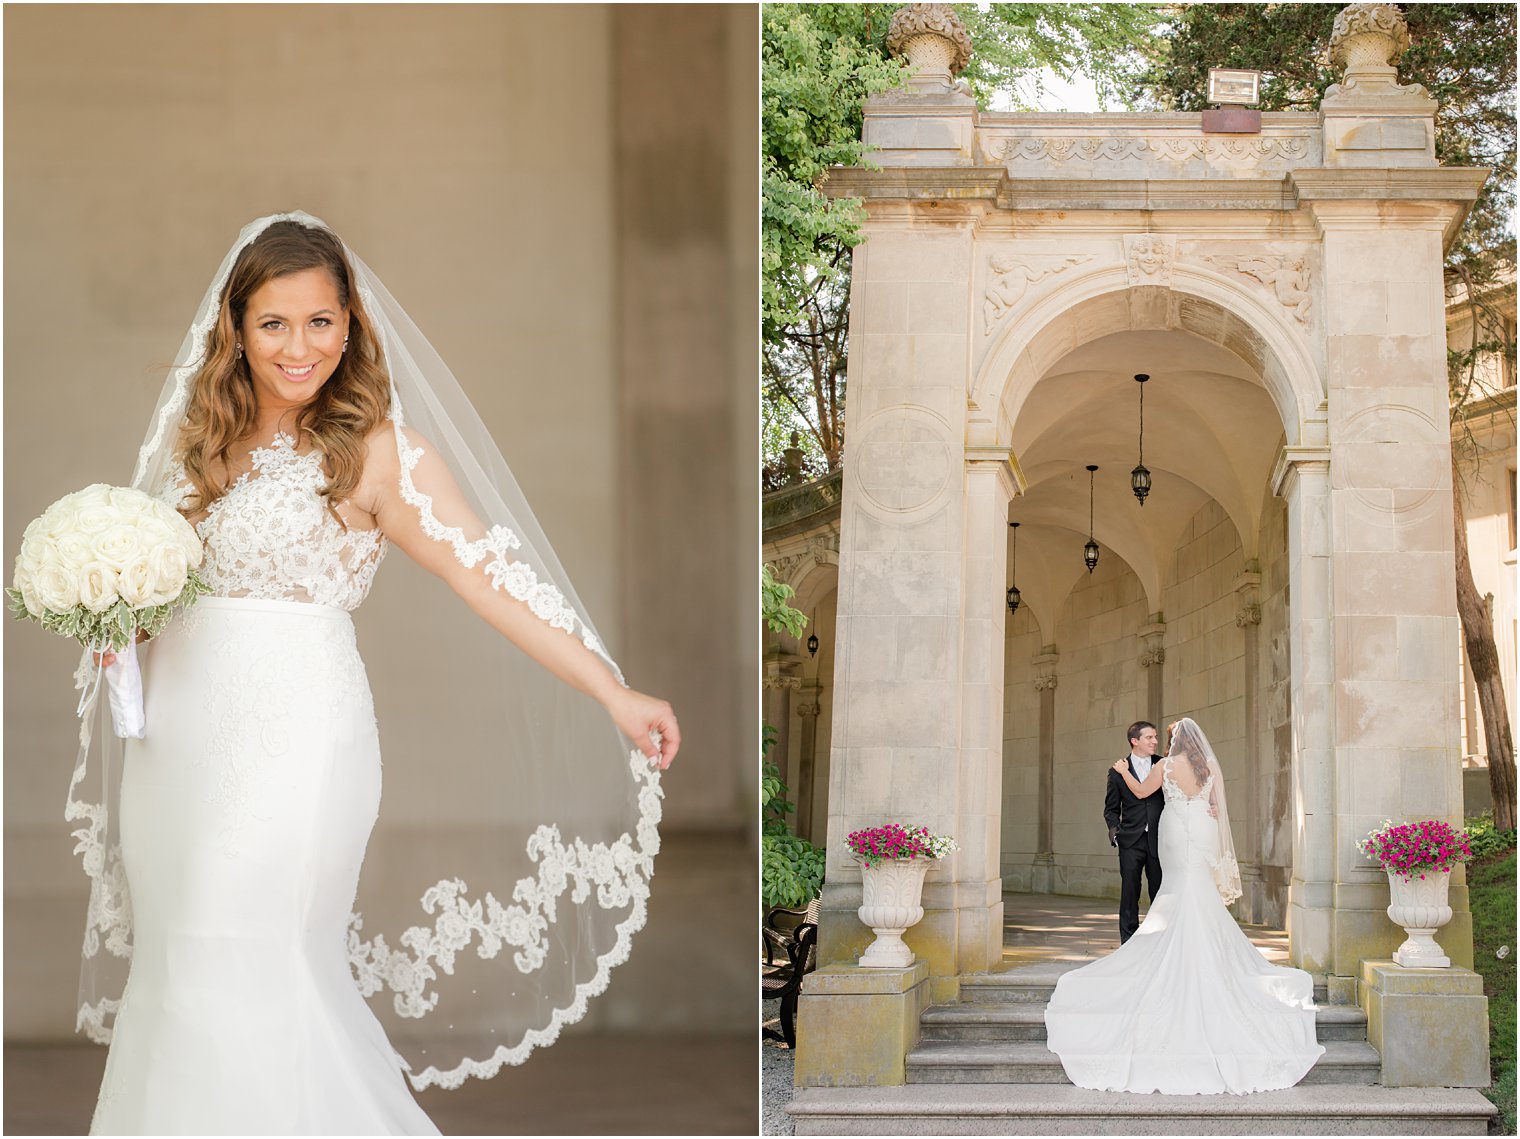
left=1127, top=721, right=1156, bottom=748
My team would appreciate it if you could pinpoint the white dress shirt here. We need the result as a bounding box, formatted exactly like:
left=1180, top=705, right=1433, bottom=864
left=1130, top=753, right=1153, bottom=830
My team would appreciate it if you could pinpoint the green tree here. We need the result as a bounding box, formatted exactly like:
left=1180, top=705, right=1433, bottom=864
left=1136, top=3, right=1517, bottom=828
left=761, top=3, right=1164, bottom=477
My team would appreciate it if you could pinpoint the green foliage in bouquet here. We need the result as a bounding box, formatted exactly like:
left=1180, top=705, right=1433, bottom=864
left=7, top=570, right=212, bottom=653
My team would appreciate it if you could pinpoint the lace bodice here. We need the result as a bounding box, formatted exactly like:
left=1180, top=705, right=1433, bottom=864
left=1161, top=756, right=1215, bottom=806
left=162, top=433, right=386, bottom=611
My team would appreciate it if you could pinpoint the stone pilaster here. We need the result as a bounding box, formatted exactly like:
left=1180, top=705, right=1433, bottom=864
left=1235, top=571, right=1265, bottom=921
left=1137, top=621, right=1166, bottom=729
left=1273, top=448, right=1336, bottom=977
left=796, top=686, right=823, bottom=845
left=1032, top=650, right=1059, bottom=895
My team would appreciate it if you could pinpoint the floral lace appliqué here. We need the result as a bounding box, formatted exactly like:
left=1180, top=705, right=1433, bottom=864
left=166, top=433, right=386, bottom=612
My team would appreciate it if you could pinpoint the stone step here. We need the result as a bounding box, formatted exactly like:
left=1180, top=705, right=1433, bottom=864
left=788, top=1084, right=1498, bottom=1135
left=904, top=1039, right=1382, bottom=1086
left=957, top=970, right=1330, bottom=1007
left=920, top=1003, right=1368, bottom=1043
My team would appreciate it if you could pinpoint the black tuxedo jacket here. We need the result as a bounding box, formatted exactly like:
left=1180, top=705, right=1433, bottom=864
left=1104, top=756, right=1165, bottom=850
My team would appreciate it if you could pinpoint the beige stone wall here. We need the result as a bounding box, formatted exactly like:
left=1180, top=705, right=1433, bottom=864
left=1047, top=556, right=1151, bottom=898
left=4, top=4, right=756, bottom=1041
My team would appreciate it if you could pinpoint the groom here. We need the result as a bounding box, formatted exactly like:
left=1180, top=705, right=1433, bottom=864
left=1105, top=720, right=1164, bottom=943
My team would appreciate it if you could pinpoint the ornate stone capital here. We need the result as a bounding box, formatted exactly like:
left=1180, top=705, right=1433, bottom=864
left=1139, top=644, right=1166, bottom=668
left=1137, top=622, right=1167, bottom=669
left=1124, top=234, right=1176, bottom=288
left=886, top=4, right=973, bottom=77
left=763, top=676, right=803, bottom=691
left=1034, top=674, right=1059, bottom=692
left=1236, top=603, right=1263, bottom=628
left=797, top=702, right=822, bottom=718
left=1032, top=650, right=1059, bottom=691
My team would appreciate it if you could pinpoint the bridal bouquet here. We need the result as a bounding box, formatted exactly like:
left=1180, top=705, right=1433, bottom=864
left=8, top=484, right=209, bottom=737
left=846, top=823, right=959, bottom=868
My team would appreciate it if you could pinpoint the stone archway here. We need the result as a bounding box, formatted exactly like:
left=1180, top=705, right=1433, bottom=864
left=803, top=3, right=1488, bottom=1080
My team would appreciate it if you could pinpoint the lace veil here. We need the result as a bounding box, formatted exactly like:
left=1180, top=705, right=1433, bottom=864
left=1166, top=717, right=1241, bottom=905
left=67, top=211, right=663, bottom=1090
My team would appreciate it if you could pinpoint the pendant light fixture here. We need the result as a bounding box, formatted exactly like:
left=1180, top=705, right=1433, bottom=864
left=1083, top=464, right=1100, bottom=573
left=1132, top=373, right=1152, bottom=506
left=1006, top=522, right=1021, bottom=615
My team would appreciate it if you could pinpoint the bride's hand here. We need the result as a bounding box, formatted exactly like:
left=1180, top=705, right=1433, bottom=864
left=606, top=688, right=680, bottom=771
left=1112, top=759, right=1129, bottom=774
left=93, top=629, right=150, bottom=669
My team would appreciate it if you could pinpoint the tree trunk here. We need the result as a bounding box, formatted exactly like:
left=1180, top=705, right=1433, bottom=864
left=1453, top=467, right=1516, bottom=830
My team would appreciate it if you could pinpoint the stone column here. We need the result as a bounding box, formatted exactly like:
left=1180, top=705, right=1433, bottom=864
left=1032, top=650, right=1059, bottom=894
left=796, top=686, right=823, bottom=845
left=1235, top=571, right=1264, bottom=920
left=1293, top=4, right=1481, bottom=983
left=764, top=653, right=801, bottom=792
left=1138, top=622, right=1166, bottom=728
left=1273, top=449, right=1336, bottom=978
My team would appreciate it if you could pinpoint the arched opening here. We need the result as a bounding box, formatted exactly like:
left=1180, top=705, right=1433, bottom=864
left=990, top=282, right=1315, bottom=928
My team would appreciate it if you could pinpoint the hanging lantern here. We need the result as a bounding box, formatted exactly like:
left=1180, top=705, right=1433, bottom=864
left=807, top=632, right=820, bottom=657
left=1132, top=373, right=1152, bottom=506
left=1084, top=464, right=1100, bottom=573
left=1006, top=522, right=1021, bottom=614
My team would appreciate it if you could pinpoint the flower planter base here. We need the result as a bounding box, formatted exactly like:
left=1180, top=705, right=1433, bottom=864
left=1386, top=871, right=1453, bottom=969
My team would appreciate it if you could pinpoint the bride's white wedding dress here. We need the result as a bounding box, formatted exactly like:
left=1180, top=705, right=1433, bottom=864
left=1043, top=752, right=1325, bottom=1095
left=89, top=433, right=439, bottom=1135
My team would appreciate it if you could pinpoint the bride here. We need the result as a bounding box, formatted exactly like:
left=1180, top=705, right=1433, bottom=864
left=75, top=213, right=679, bottom=1134
left=1043, top=717, right=1323, bottom=1095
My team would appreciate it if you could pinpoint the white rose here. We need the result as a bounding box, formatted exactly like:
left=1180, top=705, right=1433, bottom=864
left=72, top=498, right=117, bottom=535
left=77, top=562, right=118, bottom=614
left=33, top=558, right=78, bottom=613
left=117, top=558, right=157, bottom=608
left=108, top=487, right=150, bottom=515
left=52, top=531, right=92, bottom=573
left=143, top=544, right=189, bottom=606
left=12, top=564, right=43, bottom=617
left=92, top=525, right=142, bottom=570
left=17, top=533, right=52, bottom=576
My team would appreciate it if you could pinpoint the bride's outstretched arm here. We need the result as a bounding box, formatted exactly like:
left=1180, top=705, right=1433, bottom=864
left=1111, top=758, right=1163, bottom=798
left=364, top=424, right=679, bottom=769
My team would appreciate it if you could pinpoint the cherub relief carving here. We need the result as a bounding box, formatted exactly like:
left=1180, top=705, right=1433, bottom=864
left=983, top=252, right=1093, bottom=334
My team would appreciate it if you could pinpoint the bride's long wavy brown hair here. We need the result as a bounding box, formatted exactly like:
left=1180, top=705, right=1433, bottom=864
left=177, top=220, right=389, bottom=521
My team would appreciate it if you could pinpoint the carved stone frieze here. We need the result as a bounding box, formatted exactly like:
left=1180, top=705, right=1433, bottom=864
left=763, top=676, right=803, bottom=692
left=983, top=252, right=1094, bottom=334
left=766, top=535, right=840, bottom=584
left=996, top=136, right=1311, bottom=165
left=1205, top=253, right=1314, bottom=324
left=1124, top=234, right=1177, bottom=287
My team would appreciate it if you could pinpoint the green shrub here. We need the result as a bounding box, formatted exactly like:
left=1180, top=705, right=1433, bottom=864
left=1466, top=811, right=1518, bottom=862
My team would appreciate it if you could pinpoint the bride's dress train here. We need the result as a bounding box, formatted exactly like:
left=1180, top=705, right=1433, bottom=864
left=1043, top=755, right=1324, bottom=1095
left=89, top=439, right=438, bottom=1135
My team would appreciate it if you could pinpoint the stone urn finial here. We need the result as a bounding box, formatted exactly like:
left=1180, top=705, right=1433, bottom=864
left=886, top=3, right=973, bottom=83
left=1327, top=3, right=1410, bottom=74
left=1321, top=1, right=1432, bottom=108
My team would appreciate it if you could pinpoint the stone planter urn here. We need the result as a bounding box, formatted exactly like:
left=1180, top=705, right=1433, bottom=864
left=1387, top=870, right=1453, bottom=969
left=857, top=857, right=934, bottom=968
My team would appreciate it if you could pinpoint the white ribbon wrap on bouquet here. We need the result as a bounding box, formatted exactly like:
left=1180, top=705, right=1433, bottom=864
left=105, top=639, right=145, bottom=740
